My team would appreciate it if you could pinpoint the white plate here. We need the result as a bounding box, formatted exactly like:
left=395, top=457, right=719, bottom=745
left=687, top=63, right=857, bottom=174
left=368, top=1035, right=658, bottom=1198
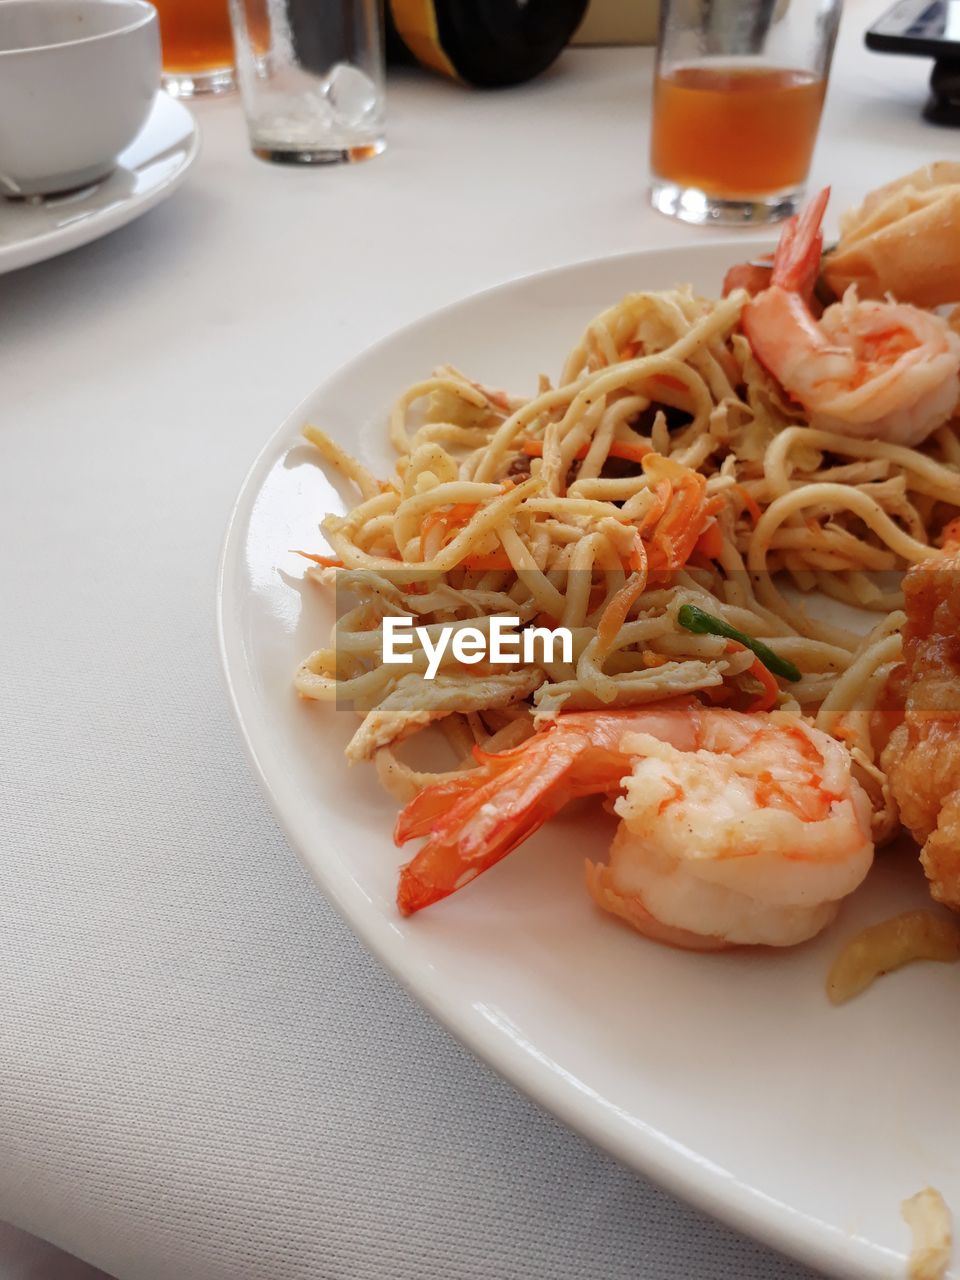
left=218, top=244, right=958, bottom=1280
left=0, top=91, right=198, bottom=275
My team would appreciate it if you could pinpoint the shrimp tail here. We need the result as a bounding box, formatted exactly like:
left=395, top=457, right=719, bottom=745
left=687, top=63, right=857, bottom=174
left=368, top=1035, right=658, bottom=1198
left=394, top=704, right=699, bottom=916
left=395, top=733, right=585, bottom=915
left=393, top=773, right=493, bottom=842
left=771, top=186, right=830, bottom=298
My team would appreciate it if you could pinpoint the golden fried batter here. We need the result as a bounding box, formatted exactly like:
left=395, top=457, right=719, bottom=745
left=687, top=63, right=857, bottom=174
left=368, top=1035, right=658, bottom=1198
left=883, top=548, right=960, bottom=908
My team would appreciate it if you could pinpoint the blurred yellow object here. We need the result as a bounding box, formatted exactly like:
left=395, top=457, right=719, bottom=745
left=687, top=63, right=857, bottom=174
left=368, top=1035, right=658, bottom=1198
left=572, top=0, right=793, bottom=47
left=573, top=0, right=658, bottom=45
left=388, top=0, right=457, bottom=77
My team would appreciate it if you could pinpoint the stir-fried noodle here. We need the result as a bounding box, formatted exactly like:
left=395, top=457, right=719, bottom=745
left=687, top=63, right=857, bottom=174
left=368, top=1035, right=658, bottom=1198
left=293, top=286, right=960, bottom=831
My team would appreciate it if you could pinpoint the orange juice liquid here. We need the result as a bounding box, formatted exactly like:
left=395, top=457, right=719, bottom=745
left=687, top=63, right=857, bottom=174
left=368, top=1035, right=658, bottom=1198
left=154, top=0, right=234, bottom=73
left=651, top=65, right=826, bottom=197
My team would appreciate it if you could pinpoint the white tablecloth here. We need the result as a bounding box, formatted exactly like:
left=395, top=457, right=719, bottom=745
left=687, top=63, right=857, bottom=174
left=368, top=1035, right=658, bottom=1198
left=1, top=7, right=945, bottom=1277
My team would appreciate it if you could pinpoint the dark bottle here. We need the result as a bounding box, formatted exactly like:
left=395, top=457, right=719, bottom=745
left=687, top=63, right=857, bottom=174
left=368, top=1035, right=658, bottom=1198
left=385, top=0, right=589, bottom=87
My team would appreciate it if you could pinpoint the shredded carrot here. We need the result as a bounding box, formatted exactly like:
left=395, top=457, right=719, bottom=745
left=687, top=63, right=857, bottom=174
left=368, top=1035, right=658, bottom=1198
left=746, top=658, right=780, bottom=713
left=421, top=502, right=478, bottom=545
left=610, top=440, right=654, bottom=465
left=619, top=340, right=640, bottom=361
left=294, top=551, right=343, bottom=568
left=641, top=649, right=669, bottom=668
left=635, top=479, right=673, bottom=537
left=733, top=484, right=763, bottom=525
left=668, top=486, right=724, bottom=571
left=596, top=571, right=647, bottom=652
left=598, top=536, right=649, bottom=653
left=627, top=526, right=652, bottom=574
left=623, top=460, right=721, bottom=578
left=646, top=474, right=704, bottom=572
left=704, top=494, right=727, bottom=518
left=445, top=502, right=479, bottom=524
left=727, top=640, right=779, bottom=712
left=695, top=518, right=725, bottom=561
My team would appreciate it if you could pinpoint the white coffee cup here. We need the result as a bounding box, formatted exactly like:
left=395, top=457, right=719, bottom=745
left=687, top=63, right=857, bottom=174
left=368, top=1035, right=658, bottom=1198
left=0, top=0, right=160, bottom=197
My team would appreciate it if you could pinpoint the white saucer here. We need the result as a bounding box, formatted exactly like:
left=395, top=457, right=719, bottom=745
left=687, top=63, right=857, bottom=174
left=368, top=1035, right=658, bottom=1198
left=0, top=91, right=199, bottom=275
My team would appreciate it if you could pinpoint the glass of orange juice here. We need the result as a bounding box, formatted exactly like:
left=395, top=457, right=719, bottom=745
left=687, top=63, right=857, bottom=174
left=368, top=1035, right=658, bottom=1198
left=650, top=0, right=842, bottom=225
left=154, top=0, right=236, bottom=98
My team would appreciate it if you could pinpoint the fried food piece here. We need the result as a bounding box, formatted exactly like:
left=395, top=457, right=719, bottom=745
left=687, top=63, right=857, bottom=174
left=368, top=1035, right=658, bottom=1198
left=826, top=910, right=960, bottom=1005
left=882, top=548, right=960, bottom=907
left=822, top=162, right=960, bottom=309
left=902, top=1187, right=953, bottom=1280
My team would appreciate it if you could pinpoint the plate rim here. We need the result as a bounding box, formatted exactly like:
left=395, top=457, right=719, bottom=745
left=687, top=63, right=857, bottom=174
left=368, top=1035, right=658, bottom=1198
left=0, top=91, right=200, bottom=275
left=217, top=244, right=902, bottom=1280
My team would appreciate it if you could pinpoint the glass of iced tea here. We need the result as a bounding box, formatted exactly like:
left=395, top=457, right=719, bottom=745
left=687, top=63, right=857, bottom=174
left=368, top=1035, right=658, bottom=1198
left=650, top=0, right=842, bottom=225
left=155, top=0, right=236, bottom=98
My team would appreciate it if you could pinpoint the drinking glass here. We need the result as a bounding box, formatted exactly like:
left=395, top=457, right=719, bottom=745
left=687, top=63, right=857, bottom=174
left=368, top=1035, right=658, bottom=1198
left=229, top=0, right=385, bottom=164
left=154, top=0, right=236, bottom=98
left=650, top=0, right=842, bottom=225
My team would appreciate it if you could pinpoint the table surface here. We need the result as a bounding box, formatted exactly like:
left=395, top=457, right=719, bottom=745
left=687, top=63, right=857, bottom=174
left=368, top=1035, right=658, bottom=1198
left=1, top=6, right=950, bottom=1278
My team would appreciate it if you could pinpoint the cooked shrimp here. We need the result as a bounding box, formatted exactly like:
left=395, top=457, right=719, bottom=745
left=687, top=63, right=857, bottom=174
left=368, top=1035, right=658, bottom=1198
left=395, top=701, right=874, bottom=949
left=742, top=188, right=960, bottom=449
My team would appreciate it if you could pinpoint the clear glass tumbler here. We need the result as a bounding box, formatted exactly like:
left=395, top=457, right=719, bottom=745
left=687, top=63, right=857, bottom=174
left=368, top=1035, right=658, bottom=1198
left=650, top=0, right=842, bottom=225
left=228, top=0, right=385, bottom=164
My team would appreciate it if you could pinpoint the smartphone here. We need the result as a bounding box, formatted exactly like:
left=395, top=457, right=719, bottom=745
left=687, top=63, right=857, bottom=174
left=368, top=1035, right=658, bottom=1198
left=866, top=0, right=960, bottom=58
